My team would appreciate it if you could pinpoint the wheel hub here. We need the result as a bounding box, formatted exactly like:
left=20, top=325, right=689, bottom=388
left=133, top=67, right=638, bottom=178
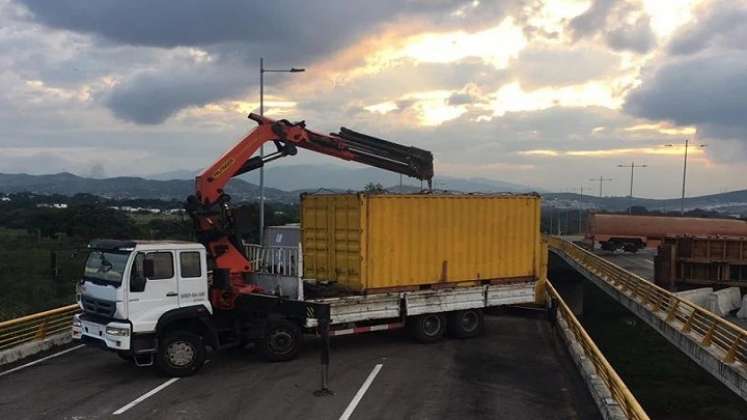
left=269, top=329, right=294, bottom=354
left=166, top=340, right=194, bottom=367
left=461, top=312, right=478, bottom=332
left=422, top=315, right=442, bottom=336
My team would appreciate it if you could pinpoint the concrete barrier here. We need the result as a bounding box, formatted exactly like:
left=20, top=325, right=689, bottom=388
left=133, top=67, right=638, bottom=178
left=0, top=332, right=71, bottom=366
left=674, top=287, right=713, bottom=308
left=555, top=312, right=627, bottom=420
left=737, top=296, right=747, bottom=319
left=705, top=287, right=742, bottom=317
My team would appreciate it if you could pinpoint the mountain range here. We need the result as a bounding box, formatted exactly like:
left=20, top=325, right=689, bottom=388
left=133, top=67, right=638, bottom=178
left=1, top=168, right=746, bottom=215
left=146, top=164, right=541, bottom=193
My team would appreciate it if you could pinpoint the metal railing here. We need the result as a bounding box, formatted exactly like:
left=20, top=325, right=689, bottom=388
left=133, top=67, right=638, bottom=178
left=0, top=304, right=79, bottom=351
left=245, top=244, right=302, bottom=277
left=547, top=236, right=747, bottom=366
left=545, top=280, right=649, bottom=420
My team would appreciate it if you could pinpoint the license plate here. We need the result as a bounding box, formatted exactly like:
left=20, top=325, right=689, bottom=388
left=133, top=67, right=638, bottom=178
left=85, top=323, right=103, bottom=337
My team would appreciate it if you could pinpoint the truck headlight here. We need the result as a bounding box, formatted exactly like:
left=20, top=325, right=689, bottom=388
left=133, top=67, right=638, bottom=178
left=72, top=317, right=82, bottom=328
left=106, top=326, right=130, bottom=336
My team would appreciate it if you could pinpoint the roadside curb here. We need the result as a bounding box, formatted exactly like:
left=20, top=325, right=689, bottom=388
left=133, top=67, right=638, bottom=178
left=0, top=332, right=71, bottom=366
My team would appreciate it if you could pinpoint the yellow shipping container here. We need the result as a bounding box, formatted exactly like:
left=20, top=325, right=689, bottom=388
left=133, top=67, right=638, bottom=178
left=301, top=193, right=543, bottom=292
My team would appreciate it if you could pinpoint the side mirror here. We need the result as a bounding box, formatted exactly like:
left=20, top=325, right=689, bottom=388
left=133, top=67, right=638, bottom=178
left=130, top=253, right=149, bottom=293
left=131, top=273, right=146, bottom=293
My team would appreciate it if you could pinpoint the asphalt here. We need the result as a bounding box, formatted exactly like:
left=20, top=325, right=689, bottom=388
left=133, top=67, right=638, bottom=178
left=0, top=314, right=599, bottom=420
left=594, top=248, right=656, bottom=281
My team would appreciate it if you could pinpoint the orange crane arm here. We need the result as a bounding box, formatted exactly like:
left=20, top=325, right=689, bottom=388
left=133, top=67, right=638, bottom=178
left=186, top=113, right=433, bottom=309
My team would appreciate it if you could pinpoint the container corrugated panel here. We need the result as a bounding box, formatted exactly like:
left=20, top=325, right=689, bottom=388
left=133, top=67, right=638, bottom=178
left=301, top=193, right=542, bottom=292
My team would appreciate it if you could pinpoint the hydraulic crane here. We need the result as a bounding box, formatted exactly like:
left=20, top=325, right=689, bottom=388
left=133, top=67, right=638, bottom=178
left=186, top=113, right=434, bottom=309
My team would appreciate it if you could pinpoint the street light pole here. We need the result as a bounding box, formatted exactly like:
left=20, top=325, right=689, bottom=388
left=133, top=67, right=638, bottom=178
left=617, top=162, right=647, bottom=215
left=258, top=57, right=305, bottom=244
left=665, top=139, right=707, bottom=216
left=681, top=138, right=688, bottom=215
left=259, top=58, right=264, bottom=244
left=590, top=176, right=613, bottom=198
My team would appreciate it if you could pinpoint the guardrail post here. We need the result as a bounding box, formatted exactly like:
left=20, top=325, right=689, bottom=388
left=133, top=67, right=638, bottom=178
left=36, top=320, right=48, bottom=340
left=666, top=301, right=679, bottom=322
left=724, top=336, right=742, bottom=364
left=702, top=320, right=717, bottom=347
left=682, top=309, right=696, bottom=333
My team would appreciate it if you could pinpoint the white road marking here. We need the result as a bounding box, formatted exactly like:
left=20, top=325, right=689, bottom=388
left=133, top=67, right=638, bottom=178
left=339, top=363, right=383, bottom=420
left=0, top=344, right=85, bottom=378
left=113, top=377, right=180, bottom=415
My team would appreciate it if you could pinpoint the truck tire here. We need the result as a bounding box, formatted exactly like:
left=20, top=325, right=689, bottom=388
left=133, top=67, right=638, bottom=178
left=259, top=319, right=302, bottom=362
left=117, top=351, right=132, bottom=362
left=447, top=309, right=484, bottom=338
left=623, top=243, right=639, bottom=253
left=409, top=313, right=446, bottom=343
left=156, top=331, right=206, bottom=377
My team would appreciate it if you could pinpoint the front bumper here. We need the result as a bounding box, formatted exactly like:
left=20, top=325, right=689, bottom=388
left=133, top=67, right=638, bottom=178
left=72, top=314, right=131, bottom=351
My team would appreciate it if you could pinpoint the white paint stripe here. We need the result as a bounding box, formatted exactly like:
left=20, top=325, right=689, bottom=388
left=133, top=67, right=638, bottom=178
left=331, top=328, right=355, bottom=336
left=113, top=377, right=180, bottom=415
left=339, top=363, right=383, bottom=420
left=0, top=344, right=85, bottom=378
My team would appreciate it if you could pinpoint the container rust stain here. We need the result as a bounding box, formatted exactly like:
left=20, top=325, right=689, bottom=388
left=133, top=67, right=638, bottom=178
left=301, top=193, right=544, bottom=292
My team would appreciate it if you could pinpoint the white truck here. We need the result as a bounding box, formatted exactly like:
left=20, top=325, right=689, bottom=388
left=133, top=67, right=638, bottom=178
left=72, top=239, right=538, bottom=376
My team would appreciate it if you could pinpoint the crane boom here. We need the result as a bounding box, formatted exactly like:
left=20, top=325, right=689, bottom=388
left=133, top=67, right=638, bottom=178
left=186, top=113, right=433, bottom=309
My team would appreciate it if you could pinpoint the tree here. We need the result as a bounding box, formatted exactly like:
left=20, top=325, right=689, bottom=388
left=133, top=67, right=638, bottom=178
left=363, top=182, right=386, bottom=193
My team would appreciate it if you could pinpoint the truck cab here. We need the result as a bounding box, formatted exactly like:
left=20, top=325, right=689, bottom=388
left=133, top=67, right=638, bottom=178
left=73, top=239, right=310, bottom=376
left=72, top=240, right=215, bottom=374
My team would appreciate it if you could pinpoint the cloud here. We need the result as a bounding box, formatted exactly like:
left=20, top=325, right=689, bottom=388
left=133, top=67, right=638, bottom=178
left=624, top=0, right=747, bottom=161
left=626, top=52, right=747, bottom=129
left=604, top=15, right=656, bottom=54
left=104, top=61, right=249, bottom=124
left=510, top=43, right=620, bottom=88
left=14, top=0, right=523, bottom=125
left=668, top=0, right=747, bottom=55
left=569, top=0, right=656, bottom=54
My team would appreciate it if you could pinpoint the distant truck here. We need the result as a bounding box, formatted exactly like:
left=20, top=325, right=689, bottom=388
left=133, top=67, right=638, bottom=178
left=586, top=213, right=747, bottom=253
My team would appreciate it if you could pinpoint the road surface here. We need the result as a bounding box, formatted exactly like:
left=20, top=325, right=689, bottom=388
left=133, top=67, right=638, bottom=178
left=0, top=313, right=598, bottom=420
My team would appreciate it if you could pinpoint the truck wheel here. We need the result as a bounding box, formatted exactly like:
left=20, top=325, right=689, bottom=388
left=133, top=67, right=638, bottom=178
left=259, top=319, right=302, bottom=362
left=447, top=309, right=484, bottom=338
left=117, top=351, right=132, bottom=362
left=623, top=243, right=639, bottom=253
left=409, top=313, right=446, bottom=343
left=156, top=331, right=206, bottom=377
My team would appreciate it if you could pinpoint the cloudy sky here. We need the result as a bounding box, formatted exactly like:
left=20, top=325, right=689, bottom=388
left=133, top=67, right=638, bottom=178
left=1, top=0, right=745, bottom=198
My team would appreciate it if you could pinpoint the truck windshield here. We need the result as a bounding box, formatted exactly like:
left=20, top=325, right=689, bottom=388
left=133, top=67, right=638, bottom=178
left=83, top=251, right=130, bottom=286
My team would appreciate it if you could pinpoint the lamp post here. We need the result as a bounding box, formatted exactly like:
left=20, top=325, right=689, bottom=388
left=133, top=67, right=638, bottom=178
left=664, top=139, right=706, bottom=215
left=617, top=162, right=647, bottom=214
left=590, top=176, right=613, bottom=198
left=259, top=57, right=305, bottom=244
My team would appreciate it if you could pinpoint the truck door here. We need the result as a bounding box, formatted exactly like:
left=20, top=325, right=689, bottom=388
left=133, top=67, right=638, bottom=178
left=129, top=251, right=179, bottom=332
left=177, top=250, right=207, bottom=306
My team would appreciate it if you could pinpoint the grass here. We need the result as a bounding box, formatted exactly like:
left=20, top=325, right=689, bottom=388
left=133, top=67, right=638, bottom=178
left=579, top=280, right=747, bottom=419
left=0, top=228, right=86, bottom=321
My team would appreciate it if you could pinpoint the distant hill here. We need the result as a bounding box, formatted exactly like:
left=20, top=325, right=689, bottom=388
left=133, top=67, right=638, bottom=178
left=4, top=171, right=744, bottom=214
left=544, top=190, right=747, bottom=215
left=0, top=172, right=297, bottom=203
left=148, top=164, right=541, bottom=193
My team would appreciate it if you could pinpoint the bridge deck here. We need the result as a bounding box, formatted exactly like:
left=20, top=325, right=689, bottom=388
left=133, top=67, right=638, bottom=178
left=0, top=314, right=598, bottom=420
left=549, top=237, right=747, bottom=401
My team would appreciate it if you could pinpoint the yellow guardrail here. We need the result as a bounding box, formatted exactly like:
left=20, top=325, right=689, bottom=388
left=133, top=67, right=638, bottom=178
left=547, top=236, right=747, bottom=366
left=545, top=280, right=649, bottom=420
left=0, top=304, right=80, bottom=351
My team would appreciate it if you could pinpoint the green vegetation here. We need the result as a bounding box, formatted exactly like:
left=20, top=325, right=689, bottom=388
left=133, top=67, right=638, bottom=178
left=0, top=193, right=299, bottom=320
left=580, top=282, right=747, bottom=420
